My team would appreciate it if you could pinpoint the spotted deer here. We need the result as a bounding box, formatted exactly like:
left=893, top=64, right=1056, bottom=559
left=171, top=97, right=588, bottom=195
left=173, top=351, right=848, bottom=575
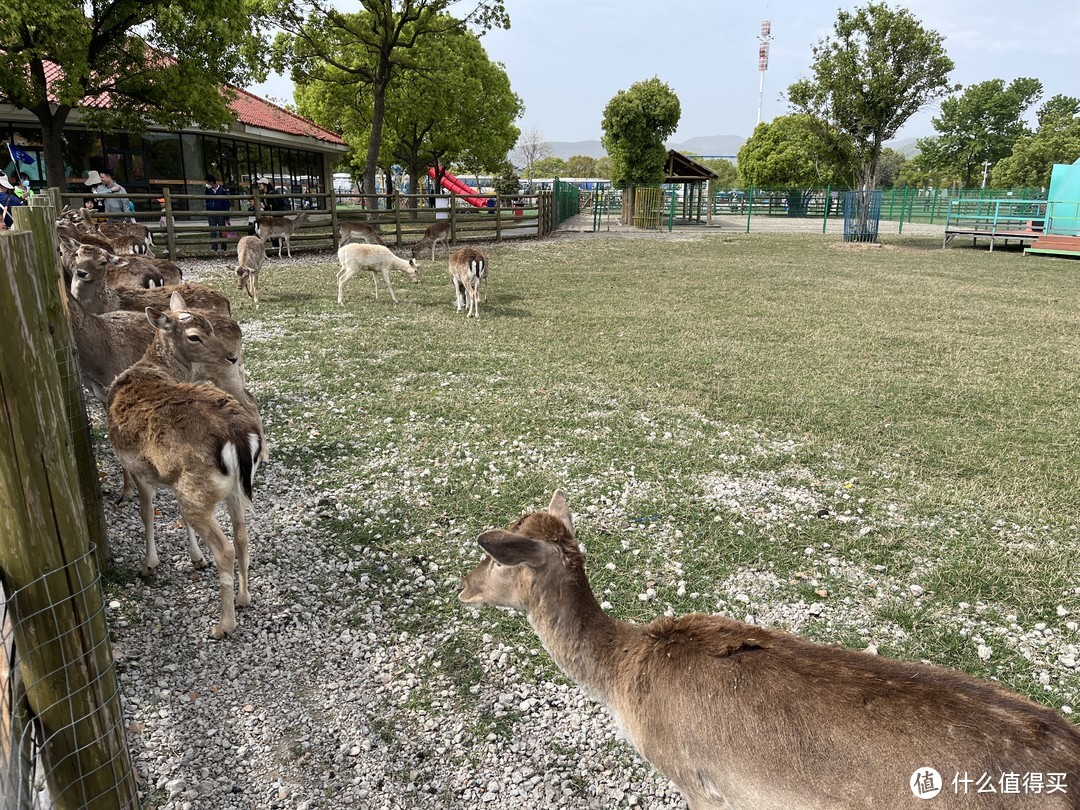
left=254, top=212, right=309, bottom=259
left=460, top=491, right=1080, bottom=810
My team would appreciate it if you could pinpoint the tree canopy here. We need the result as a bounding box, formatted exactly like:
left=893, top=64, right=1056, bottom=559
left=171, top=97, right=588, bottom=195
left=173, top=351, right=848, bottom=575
left=0, top=0, right=269, bottom=188
left=601, top=77, right=681, bottom=186
left=295, top=20, right=520, bottom=201
left=991, top=95, right=1080, bottom=188
left=266, top=0, right=509, bottom=208
left=736, top=114, right=852, bottom=188
left=787, top=2, right=955, bottom=191
left=916, top=78, right=1042, bottom=186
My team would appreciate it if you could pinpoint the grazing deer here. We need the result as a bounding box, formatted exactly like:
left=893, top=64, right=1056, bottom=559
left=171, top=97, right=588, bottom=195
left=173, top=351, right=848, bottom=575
left=336, top=243, right=420, bottom=306
left=254, top=212, right=309, bottom=259
left=448, top=247, right=488, bottom=318
left=107, top=293, right=263, bottom=638
left=460, top=491, right=1080, bottom=810
left=339, top=221, right=386, bottom=247
left=235, top=235, right=266, bottom=306
left=411, top=220, right=451, bottom=262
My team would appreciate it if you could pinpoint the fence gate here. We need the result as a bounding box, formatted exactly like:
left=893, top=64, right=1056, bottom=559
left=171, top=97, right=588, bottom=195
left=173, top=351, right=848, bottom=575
left=843, top=190, right=883, bottom=242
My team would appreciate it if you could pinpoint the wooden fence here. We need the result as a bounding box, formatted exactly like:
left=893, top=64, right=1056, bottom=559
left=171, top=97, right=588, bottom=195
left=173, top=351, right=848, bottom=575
left=51, top=187, right=558, bottom=260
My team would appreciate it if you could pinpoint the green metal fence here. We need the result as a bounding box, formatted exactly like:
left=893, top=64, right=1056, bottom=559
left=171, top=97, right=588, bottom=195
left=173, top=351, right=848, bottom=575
left=554, top=179, right=580, bottom=224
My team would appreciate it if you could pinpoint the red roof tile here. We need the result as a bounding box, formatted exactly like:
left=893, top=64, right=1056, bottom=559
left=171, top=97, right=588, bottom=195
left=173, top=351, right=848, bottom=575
left=41, top=61, right=343, bottom=145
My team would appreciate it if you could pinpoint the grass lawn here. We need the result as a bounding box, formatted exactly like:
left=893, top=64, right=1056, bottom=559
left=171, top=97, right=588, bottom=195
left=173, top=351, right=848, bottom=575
left=219, top=230, right=1079, bottom=718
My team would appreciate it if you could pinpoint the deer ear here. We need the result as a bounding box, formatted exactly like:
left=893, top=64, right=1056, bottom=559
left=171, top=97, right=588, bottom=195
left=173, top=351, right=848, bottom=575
left=547, top=490, right=573, bottom=533
left=145, top=306, right=170, bottom=330
left=169, top=291, right=187, bottom=311
left=477, top=530, right=548, bottom=567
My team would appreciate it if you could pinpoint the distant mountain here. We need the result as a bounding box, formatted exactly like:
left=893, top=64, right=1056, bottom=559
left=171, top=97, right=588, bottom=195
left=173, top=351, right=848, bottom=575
left=512, top=133, right=921, bottom=166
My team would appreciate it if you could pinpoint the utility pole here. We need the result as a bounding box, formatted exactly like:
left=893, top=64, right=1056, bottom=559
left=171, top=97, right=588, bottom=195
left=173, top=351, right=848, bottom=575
left=981, top=160, right=991, bottom=189
left=756, top=20, right=772, bottom=128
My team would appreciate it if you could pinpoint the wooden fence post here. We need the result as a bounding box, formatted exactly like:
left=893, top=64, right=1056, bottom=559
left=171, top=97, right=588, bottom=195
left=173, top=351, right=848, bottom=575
left=0, top=220, right=138, bottom=808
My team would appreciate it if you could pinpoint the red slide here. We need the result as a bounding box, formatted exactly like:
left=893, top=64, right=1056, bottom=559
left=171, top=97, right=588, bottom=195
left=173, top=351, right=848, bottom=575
left=427, top=167, right=490, bottom=208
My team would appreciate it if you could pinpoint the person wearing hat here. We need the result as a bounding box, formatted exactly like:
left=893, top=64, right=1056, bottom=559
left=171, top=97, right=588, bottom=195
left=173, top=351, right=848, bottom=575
left=0, top=174, right=25, bottom=229
left=86, top=169, right=133, bottom=218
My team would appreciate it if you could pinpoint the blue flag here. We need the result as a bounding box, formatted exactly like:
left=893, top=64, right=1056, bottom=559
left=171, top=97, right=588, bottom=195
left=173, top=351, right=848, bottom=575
left=7, top=144, right=35, bottom=165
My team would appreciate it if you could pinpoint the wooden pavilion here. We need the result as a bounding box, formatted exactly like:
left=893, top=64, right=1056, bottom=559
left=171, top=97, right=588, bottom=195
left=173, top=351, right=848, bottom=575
left=664, top=150, right=720, bottom=225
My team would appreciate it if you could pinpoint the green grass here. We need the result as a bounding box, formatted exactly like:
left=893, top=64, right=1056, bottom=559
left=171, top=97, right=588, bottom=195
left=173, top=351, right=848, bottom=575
left=206, top=230, right=1078, bottom=716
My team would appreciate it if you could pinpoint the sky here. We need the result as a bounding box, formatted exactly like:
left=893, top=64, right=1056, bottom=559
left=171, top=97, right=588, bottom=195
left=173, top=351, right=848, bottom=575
left=248, top=0, right=1080, bottom=146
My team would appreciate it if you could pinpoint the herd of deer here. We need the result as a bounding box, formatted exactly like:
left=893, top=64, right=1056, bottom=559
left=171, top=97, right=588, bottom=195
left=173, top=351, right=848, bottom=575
left=55, top=207, right=1078, bottom=807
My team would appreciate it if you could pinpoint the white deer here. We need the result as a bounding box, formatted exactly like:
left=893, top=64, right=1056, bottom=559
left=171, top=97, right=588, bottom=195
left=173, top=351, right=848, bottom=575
left=107, top=293, right=263, bottom=638
left=460, top=490, right=1080, bottom=810
left=336, top=243, right=420, bottom=306
left=448, top=247, right=488, bottom=318
left=254, top=212, right=310, bottom=259
left=410, top=220, right=450, bottom=262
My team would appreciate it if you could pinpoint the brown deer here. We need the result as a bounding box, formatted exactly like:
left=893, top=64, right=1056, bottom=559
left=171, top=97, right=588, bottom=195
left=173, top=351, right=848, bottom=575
left=460, top=490, right=1080, bottom=810
left=235, top=235, right=266, bottom=306
left=107, top=293, right=263, bottom=638
left=448, top=247, right=488, bottom=318
left=338, top=221, right=386, bottom=247
left=254, top=212, right=309, bottom=259
left=69, top=249, right=229, bottom=316
left=410, top=220, right=450, bottom=262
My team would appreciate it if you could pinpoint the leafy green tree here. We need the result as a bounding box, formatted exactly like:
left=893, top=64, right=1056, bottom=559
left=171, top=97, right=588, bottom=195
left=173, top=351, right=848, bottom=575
left=564, top=155, right=598, bottom=177
left=0, top=1, right=269, bottom=188
left=991, top=95, right=1080, bottom=188
left=737, top=114, right=853, bottom=213
left=915, top=78, right=1042, bottom=186
left=530, top=156, right=566, bottom=178
left=875, top=147, right=907, bottom=189
left=595, top=156, right=613, bottom=179
left=492, top=163, right=520, bottom=197
left=787, top=2, right=956, bottom=192
left=699, top=158, right=738, bottom=188
left=267, top=0, right=509, bottom=209
left=601, top=77, right=681, bottom=187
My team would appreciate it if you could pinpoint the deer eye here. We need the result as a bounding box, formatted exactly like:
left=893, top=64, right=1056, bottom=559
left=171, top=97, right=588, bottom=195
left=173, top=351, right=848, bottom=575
left=186, top=333, right=202, bottom=343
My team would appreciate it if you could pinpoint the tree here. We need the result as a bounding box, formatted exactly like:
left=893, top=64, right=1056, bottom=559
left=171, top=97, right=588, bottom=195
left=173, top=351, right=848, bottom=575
left=530, top=156, right=566, bottom=178
left=267, top=0, right=509, bottom=209
left=737, top=114, right=853, bottom=212
left=601, top=77, right=681, bottom=187
left=563, top=155, right=598, bottom=177
left=991, top=95, right=1080, bottom=188
left=698, top=158, right=738, bottom=188
left=0, top=1, right=269, bottom=189
left=516, top=127, right=552, bottom=184
left=875, top=148, right=907, bottom=189
left=915, top=78, right=1042, bottom=186
left=594, top=156, right=613, bottom=179
left=787, top=3, right=955, bottom=192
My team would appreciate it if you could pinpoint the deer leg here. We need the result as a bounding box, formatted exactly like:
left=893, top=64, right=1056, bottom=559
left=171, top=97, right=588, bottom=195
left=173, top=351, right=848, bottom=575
left=117, top=467, right=137, bottom=504
left=182, top=508, right=237, bottom=639
left=225, top=492, right=251, bottom=608
left=285, top=235, right=292, bottom=260
left=371, top=272, right=379, bottom=300
left=454, top=277, right=466, bottom=312
left=336, top=267, right=351, bottom=305
left=384, top=269, right=398, bottom=304
left=133, top=475, right=158, bottom=575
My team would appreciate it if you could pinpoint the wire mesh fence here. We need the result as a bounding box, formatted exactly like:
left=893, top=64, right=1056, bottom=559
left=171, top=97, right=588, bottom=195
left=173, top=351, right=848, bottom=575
left=1, top=550, right=138, bottom=809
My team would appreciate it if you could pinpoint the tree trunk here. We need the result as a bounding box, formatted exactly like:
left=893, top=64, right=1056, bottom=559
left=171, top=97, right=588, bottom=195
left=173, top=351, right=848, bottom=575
left=362, top=69, right=391, bottom=217
left=37, top=104, right=71, bottom=192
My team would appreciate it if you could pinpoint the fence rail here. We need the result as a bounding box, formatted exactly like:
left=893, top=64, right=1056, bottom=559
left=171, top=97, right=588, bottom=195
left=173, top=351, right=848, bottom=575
left=51, top=188, right=558, bottom=260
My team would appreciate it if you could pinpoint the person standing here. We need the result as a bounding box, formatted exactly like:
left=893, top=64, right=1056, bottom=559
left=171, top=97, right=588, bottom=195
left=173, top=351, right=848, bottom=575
left=85, top=170, right=132, bottom=219
left=0, top=175, right=25, bottom=229
left=205, top=174, right=231, bottom=252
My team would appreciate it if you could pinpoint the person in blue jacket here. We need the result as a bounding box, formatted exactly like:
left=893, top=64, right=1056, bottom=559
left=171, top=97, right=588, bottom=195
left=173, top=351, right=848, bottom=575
left=0, top=174, right=25, bottom=229
left=205, top=174, right=231, bottom=252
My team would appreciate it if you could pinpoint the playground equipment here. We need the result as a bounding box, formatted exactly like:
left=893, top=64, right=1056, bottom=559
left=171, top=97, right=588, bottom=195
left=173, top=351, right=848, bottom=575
left=427, top=168, right=489, bottom=208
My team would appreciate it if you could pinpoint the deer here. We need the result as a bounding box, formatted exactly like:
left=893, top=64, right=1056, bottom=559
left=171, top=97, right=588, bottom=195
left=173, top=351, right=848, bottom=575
left=338, top=221, right=386, bottom=247
left=336, top=243, right=420, bottom=306
left=254, top=212, right=309, bottom=259
left=448, top=247, right=488, bottom=318
left=70, top=249, right=229, bottom=316
left=460, top=490, right=1080, bottom=810
left=235, top=235, right=266, bottom=306
left=410, top=220, right=451, bottom=262
left=61, top=239, right=182, bottom=288
left=107, top=293, right=263, bottom=638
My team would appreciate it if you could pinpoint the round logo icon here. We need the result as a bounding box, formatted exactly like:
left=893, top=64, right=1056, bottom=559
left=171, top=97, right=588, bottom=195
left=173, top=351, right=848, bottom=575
left=910, top=767, right=943, bottom=799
